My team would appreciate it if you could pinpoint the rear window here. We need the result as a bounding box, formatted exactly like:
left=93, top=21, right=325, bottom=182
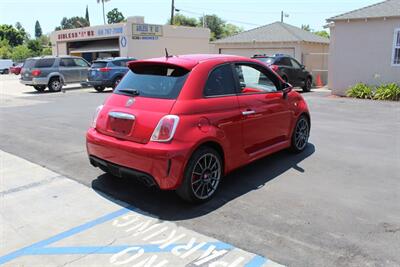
left=23, top=59, right=36, bottom=68
left=114, top=65, right=189, bottom=99
left=35, top=58, right=55, bottom=68
left=91, top=61, right=108, bottom=68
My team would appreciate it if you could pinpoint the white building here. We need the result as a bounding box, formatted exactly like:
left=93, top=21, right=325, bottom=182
left=50, top=16, right=210, bottom=62
left=327, top=0, right=400, bottom=95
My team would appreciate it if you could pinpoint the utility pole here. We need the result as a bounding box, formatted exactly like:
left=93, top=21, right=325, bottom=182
left=170, top=0, right=175, bottom=25
left=281, top=11, right=289, bottom=23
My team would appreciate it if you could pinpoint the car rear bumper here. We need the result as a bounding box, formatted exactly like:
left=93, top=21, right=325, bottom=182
left=86, top=128, right=190, bottom=190
left=84, top=79, right=113, bottom=87
left=20, top=77, right=49, bottom=86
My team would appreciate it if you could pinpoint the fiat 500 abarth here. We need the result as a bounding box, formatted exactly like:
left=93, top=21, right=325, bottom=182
left=86, top=54, right=310, bottom=203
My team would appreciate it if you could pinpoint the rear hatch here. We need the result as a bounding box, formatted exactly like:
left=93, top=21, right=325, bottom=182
left=88, top=61, right=109, bottom=81
left=21, top=58, right=55, bottom=81
left=20, top=59, right=36, bottom=81
left=95, top=62, right=190, bottom=144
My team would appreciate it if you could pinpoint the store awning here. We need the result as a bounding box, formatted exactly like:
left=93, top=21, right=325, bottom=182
left=69, top=42, right=119, bottom=53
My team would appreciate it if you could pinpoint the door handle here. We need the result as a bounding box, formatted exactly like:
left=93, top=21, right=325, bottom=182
left=242, top=110, right=256, bottom=116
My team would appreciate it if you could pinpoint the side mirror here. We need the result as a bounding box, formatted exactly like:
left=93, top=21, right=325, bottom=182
left=282, top=82, right=292, bottom=99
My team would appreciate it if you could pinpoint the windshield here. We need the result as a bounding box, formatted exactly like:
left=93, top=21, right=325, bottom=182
left=114, top=65, right=190, bottom=99
left=255, top=57, right=275, bottom=65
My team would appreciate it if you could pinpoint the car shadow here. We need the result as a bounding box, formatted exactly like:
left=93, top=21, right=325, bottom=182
left=23, top=85, right=89, bottom=94
left=91, top=143, right=315, bottom=221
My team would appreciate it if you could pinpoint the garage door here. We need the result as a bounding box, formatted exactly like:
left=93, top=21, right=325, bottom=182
left=220, top=48, right=295, bottom=58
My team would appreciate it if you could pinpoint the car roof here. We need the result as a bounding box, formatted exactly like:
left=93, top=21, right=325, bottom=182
left=130, top=54, right=252, bottom=70
left=94, top=57, right=135, bottom=62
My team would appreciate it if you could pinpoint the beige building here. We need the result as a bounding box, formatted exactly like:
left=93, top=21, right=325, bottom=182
left=50, top=16, right=210, bottom=62
left=211, top=22, right=330, bottom=85
left=327, top=0, right=400, bottom=95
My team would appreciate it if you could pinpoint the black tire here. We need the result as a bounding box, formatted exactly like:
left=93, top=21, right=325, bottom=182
left=4, top=69, right=9, bottom=74
left=112, top=76, right=122, bottom=89
left=33, top=85, right=46, bottom=92
left=302, top=77, right=312, bottom=92
left=48, top=77, right=62, bottom=92
left=290, top=115, right=310, bottom=153
left=176, top=146, right=223, bottom=203
left=94, top=86, right=105, bottom=92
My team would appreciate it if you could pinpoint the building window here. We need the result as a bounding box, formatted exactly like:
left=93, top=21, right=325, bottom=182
left=392, top=28, right=400, bottom=66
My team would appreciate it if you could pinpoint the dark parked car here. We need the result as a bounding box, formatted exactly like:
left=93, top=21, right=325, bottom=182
left=252, top=54, right=312, bottom=92
left=87, top=57, right=136, bottom=92
left=20, top=56, right=90, bottom=92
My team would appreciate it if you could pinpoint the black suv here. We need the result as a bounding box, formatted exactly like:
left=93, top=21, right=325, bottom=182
left=252, top=54, right=312, bottom=92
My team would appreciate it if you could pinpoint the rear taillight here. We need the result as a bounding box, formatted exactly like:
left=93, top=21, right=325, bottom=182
left=99, top=67, right=111, bottom=72
left=270, top=65, right=279, bottom=72
left=91, top=105, right=103, bottom=128
left=151, top=115, right=180, bottom=142
left=32, top=69, right=41, bottom=76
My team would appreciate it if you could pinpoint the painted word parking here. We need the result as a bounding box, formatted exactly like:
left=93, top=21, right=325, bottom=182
left=0, top=151, right=283, bottom=267
left=0, top=208, right=281, bottom=267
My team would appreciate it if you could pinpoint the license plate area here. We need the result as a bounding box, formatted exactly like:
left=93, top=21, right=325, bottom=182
left=108, top=112, right=135, bottom=135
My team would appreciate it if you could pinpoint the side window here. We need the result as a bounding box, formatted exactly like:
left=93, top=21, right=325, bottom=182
left=60, top=58, right=76, bottom=67
left=73, top=58, right=89, bottom=67
left=235, top=64, right=277, bottom=93
left=35, top=58, right=55, bottom=68
left=204, top=64, right=236, bottom=97
left=112, top=60, right=122, bottom=67
left=290, top=58, right=302, bottom=69
left=280, top=57, right=292, bottom=67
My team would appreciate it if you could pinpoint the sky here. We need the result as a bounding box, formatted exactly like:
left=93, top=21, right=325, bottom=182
left=0, top=0, right=383, bottom=36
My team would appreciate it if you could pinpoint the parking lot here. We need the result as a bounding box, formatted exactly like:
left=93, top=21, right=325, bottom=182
left=1, top=74, right=399, bottom=266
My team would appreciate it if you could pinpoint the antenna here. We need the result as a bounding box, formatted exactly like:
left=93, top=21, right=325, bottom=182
left=165, top=48, right=172, bottom=58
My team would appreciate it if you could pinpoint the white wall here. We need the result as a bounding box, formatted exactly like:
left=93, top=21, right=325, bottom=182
left=126, top=25, right=210, bottom=59
left=328, top=18, right=400, bottom=95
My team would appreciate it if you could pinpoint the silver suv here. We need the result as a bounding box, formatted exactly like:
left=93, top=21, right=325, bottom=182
left=20, top=56, right=90, bottom=92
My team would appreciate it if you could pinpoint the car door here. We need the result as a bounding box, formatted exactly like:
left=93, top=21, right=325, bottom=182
left=233, top=62, right=293, bottom=155
left=59, top=58, right=80, bottom=83
left=202, top=63, right=244, bottom=169
left=290, top=58, right=305, bottom=85
left=276, top=57, right=296, bottom=85
left=73, top=58, right=90, bottom=82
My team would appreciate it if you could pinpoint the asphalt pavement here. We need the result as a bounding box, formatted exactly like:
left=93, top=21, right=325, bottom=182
left=1, top=75, right=399, bottom=266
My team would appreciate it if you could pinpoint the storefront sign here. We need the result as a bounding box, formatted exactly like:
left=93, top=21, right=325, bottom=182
left=132, top=23, right=163, bottom=37
left=56, top=26, right=123, bottom=41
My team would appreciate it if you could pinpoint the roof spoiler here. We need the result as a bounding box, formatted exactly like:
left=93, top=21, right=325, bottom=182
left=128, top=60, right=193, bottom=71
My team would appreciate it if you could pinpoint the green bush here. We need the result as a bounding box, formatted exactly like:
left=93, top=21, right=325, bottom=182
left=346, top=83, right=374, bottom=99
left=373, top=83, right=400, bottom=101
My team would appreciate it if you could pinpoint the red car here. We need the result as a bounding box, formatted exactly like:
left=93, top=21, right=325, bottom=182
left=10, top=63, right=22, bottom=75
left=86, top=54, right=310, bottom=203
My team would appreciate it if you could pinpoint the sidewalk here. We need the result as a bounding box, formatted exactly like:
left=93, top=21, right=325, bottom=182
left=0, top=150, right=283, bottom=267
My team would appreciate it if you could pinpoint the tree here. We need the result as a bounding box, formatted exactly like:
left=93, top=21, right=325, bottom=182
left=301, top=24, right=312, bottom=32
left=15, top=22, right=30, bottom=42
left=167, top=14, right=198, bottom=27
left=97, top=0, right=111, bottom=24
left=42, top=47, right=52, bottom=56
left=107, top=8, right=125, bottom=24
left=314, top=30, right=330, bottom=39
left=199, top=14, right=226, bottom=41
left=85, top=5, right=90, bottom=26
left=0, top=24, right=25, bottom=47
left=11, top=45, right=32, bottom=61
left=55, top=16, right=90, bottom=30
left=35, top=21, right=42, bottom=38
left=27, top=39, right=42, bottom=56
left=221, top=23, right=243, bottom=38
left=0, top=39, right=12, bottom=59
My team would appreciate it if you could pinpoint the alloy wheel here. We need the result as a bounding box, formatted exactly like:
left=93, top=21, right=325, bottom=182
left=191, top=153, right=221, bottom=200
left=294, top=118, right=309, bottom=150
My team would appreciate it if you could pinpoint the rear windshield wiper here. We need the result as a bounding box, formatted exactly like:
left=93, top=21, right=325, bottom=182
left=117, top=89, right=140, bottom=96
